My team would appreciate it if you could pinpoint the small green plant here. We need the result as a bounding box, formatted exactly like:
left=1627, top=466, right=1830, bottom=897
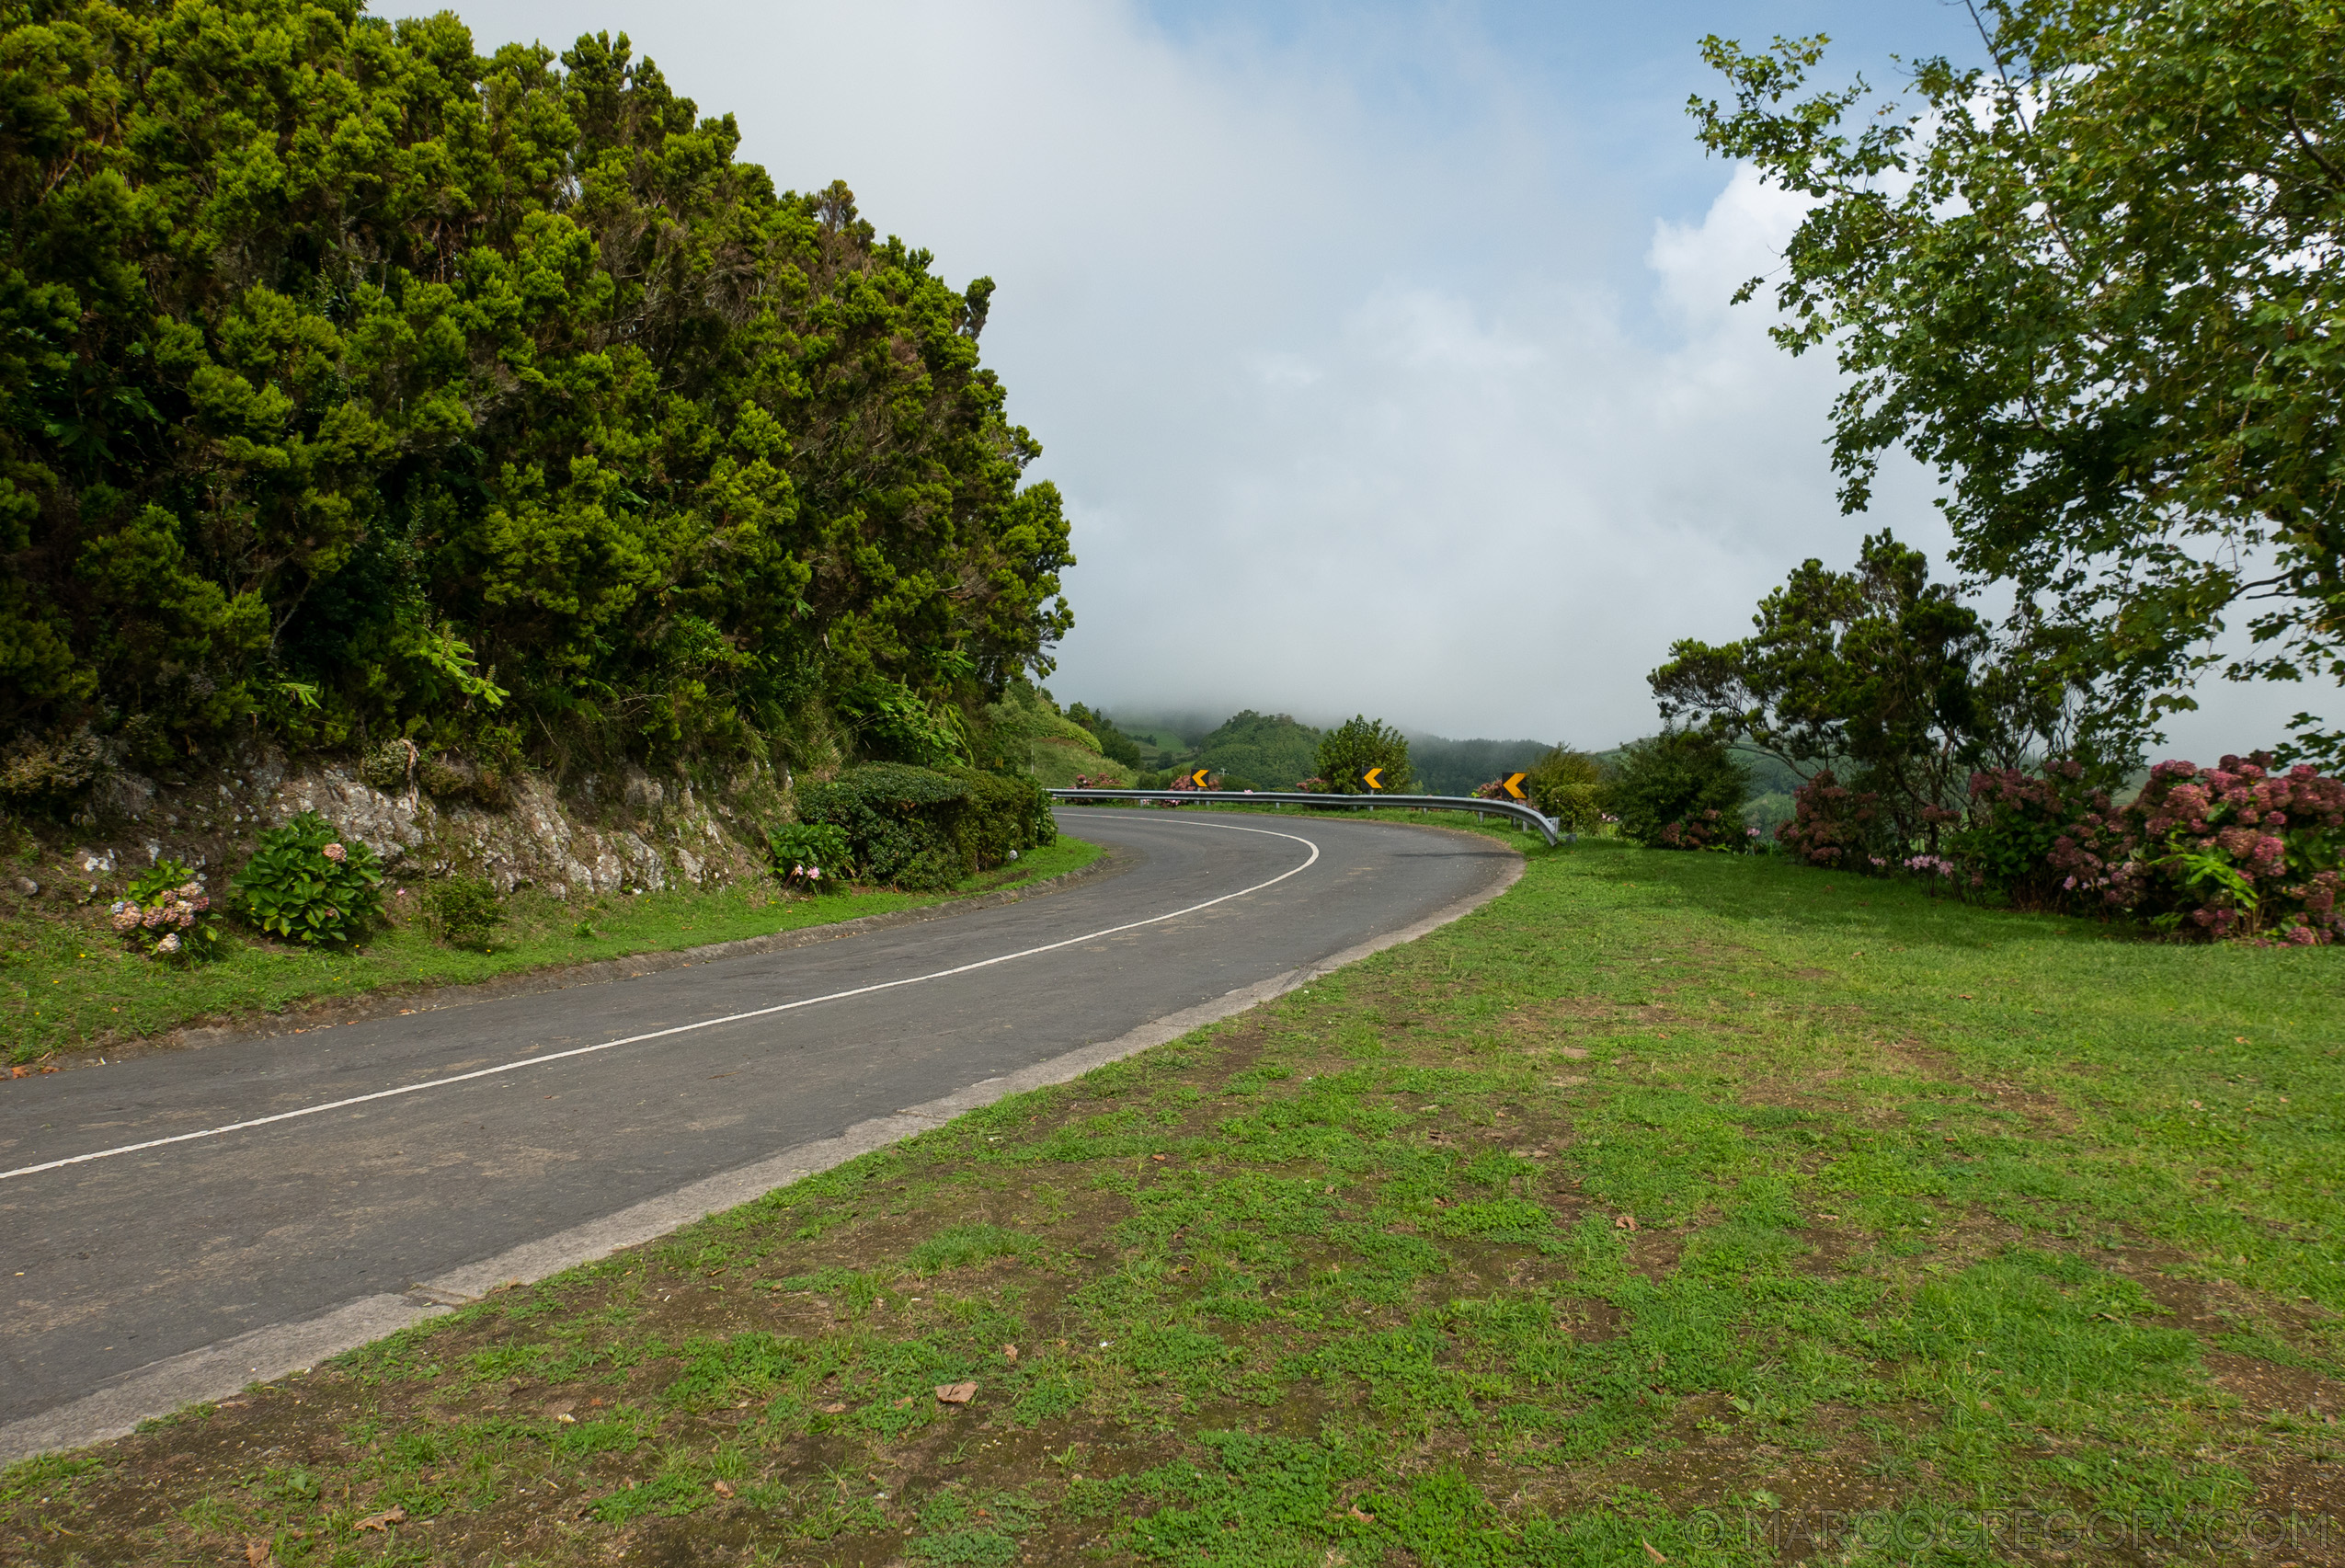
left=768, top=821, right=852, bottom=892
left=110, top=858, right=224, bottom=962
left=1518, top=745, right=1607, bottom=830
left=424, top=876, right=505, bottom=950
left=229, top=812, right=385, bottom=947
left=359, top=738, right=418, bottom=793
left=572, top=919, right=597, bottom=939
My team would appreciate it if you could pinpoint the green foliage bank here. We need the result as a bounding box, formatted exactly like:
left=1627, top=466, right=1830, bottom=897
left=0, top=0, right=1071, bottom=784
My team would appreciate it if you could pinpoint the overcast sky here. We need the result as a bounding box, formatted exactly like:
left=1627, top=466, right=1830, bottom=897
left=419, top=0, right=2307, bottom=754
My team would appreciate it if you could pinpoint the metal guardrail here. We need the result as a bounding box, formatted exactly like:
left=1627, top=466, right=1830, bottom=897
left=1047, top=788, right=1568, bottom=846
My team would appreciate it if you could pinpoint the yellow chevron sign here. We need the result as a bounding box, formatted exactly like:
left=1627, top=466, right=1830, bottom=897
left=1191, top=769, right=1210, bottom=788
left=1502, top=773, right=1527, bottom=800
left=1363, top=768, right=1384, bottom=790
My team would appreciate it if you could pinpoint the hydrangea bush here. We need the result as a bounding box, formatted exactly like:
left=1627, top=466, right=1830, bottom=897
left=1937, top=752, right=2345, bottom=943
left=230, top=812, right=385, bottom=947
left=1946, top=761, right=2115, bottom=909
left=1657, top=808, right=1739, bottom=850
left=110, top=858, right=223, bottom=962
left=1775, top=771, right=1891, bottom=868
left=2101, top=755, right=2345, bottom=944
left=767, top=822, right=852, bottom=893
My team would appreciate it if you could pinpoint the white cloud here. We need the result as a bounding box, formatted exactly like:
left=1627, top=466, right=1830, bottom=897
left=423, top=0, right=2314, bottom=755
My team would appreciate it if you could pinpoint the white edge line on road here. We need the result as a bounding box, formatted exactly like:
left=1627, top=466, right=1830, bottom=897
left=0, top=830, right=1523, bottom=1463
left=2, top=820, right=1320, bottom=1184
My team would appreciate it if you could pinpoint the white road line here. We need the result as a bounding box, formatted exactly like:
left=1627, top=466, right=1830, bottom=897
left=1, top=819, right=1321, bottom=1183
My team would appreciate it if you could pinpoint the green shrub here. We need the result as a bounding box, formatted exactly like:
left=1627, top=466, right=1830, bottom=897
left=1521, top=746, right=1607, bottom=830
left=951, top=768, right=1055, bottom=865
left=425, top=876, right=505, bottom=950
left=230, top=812, right=386, bottom=947
left=1607, top=727, right=1749, bottom=847
left=0, top=728, right=108, bottom=807
left=1315, top=715, right=1414, bottom=795
left=359, top=739, right=418, bottom=794
left=767, top=821, right=852, bottom=892
left=110, top=858, right=225, bottom=962
left=795, top=763, right=1050, bottom=889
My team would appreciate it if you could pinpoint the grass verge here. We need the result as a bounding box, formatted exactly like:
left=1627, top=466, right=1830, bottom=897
left=5, top=831, right=2341, bottom=1565
left=1, top=837, right=1101, bottom=1068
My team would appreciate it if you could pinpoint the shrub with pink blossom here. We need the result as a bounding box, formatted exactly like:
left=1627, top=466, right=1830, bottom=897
left=113, top=858, right=223, bottom=962
left=1656, top=807, right=1738, bottom=851
left=1944, top=752, right=2345, bottom=942
left=1775, top=771, right=1892, bottom=870
left=2101, top=754, right=2345, bottom=944
left=1946, top=760, right=2119, bottom=910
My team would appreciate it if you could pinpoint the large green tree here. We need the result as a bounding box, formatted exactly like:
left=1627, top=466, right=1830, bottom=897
left=1694, top=1, right=2345, bottom=760
left=1650, top=531, right=2089, bottom=841
left=1315, top=715, right=1413, bottom=795
left=0, top=0, right=1071, bottom=773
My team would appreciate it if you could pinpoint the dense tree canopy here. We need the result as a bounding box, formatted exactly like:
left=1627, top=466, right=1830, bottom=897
left=0, top=0, right=1071, bottom=776
left=1695, top=1, right=2345, bottom=760
left=1651, top=532, right=2094, bottom=841
left=1315, top=715, right=1413, bottom=795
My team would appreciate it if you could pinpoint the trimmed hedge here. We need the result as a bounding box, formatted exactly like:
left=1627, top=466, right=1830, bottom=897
left=795, top=765, right=1056, bottom=890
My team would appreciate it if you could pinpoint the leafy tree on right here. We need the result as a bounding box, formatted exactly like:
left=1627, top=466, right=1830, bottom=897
left=1693, top=1, right=2345, bottom=762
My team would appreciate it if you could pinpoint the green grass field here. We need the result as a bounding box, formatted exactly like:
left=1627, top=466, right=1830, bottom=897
left=0, top=837, right=1102, bottom=1068
left=6, top=827, right=2340, bottom=1565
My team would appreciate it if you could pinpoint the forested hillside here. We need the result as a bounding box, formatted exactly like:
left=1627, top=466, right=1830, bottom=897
left=1407, top=734, right=1551, bottom=795
left=0, top=0, right=1071, bottom=795
left=1195, top=711, right=1319, bottom=788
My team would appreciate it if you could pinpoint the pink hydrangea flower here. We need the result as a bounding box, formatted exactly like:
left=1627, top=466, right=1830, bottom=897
left=323, top=842, right=347, bottom=863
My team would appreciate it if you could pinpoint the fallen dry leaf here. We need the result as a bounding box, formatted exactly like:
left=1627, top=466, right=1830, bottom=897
left=246, top=1541, right=274, bottom=1567
left=1348, top=1505, right=1378, bottom=1523
left=355, top=1505, right=406, bottom=1531
left=712, top=1480, right=735, bottom=1498
left=819, top=1402, right=849, bottom=1413
left=934, top=1380, right=978, bottom=1404
left=1614, top=1215, right=1638, bottom=1231
left=1642, top=1539, right=1669, bottom=1564
left=1001, top=1344, right=1019, bottom=1363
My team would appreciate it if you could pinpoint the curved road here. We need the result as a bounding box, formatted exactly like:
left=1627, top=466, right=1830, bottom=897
left=0, top=808, right=1516, bottom=1454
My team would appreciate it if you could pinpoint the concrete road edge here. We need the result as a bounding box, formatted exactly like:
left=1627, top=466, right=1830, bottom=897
left=2, top=830, right=1524, bottom=1463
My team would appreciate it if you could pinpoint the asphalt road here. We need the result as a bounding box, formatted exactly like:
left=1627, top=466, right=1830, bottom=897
left=0, top=808, right=1516, bottom=1436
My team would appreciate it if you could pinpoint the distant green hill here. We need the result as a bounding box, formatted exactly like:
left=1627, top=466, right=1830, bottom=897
left=1406, top=735, right=1556, bottom=796
left=1196, top=711, right=1322, bottom=790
